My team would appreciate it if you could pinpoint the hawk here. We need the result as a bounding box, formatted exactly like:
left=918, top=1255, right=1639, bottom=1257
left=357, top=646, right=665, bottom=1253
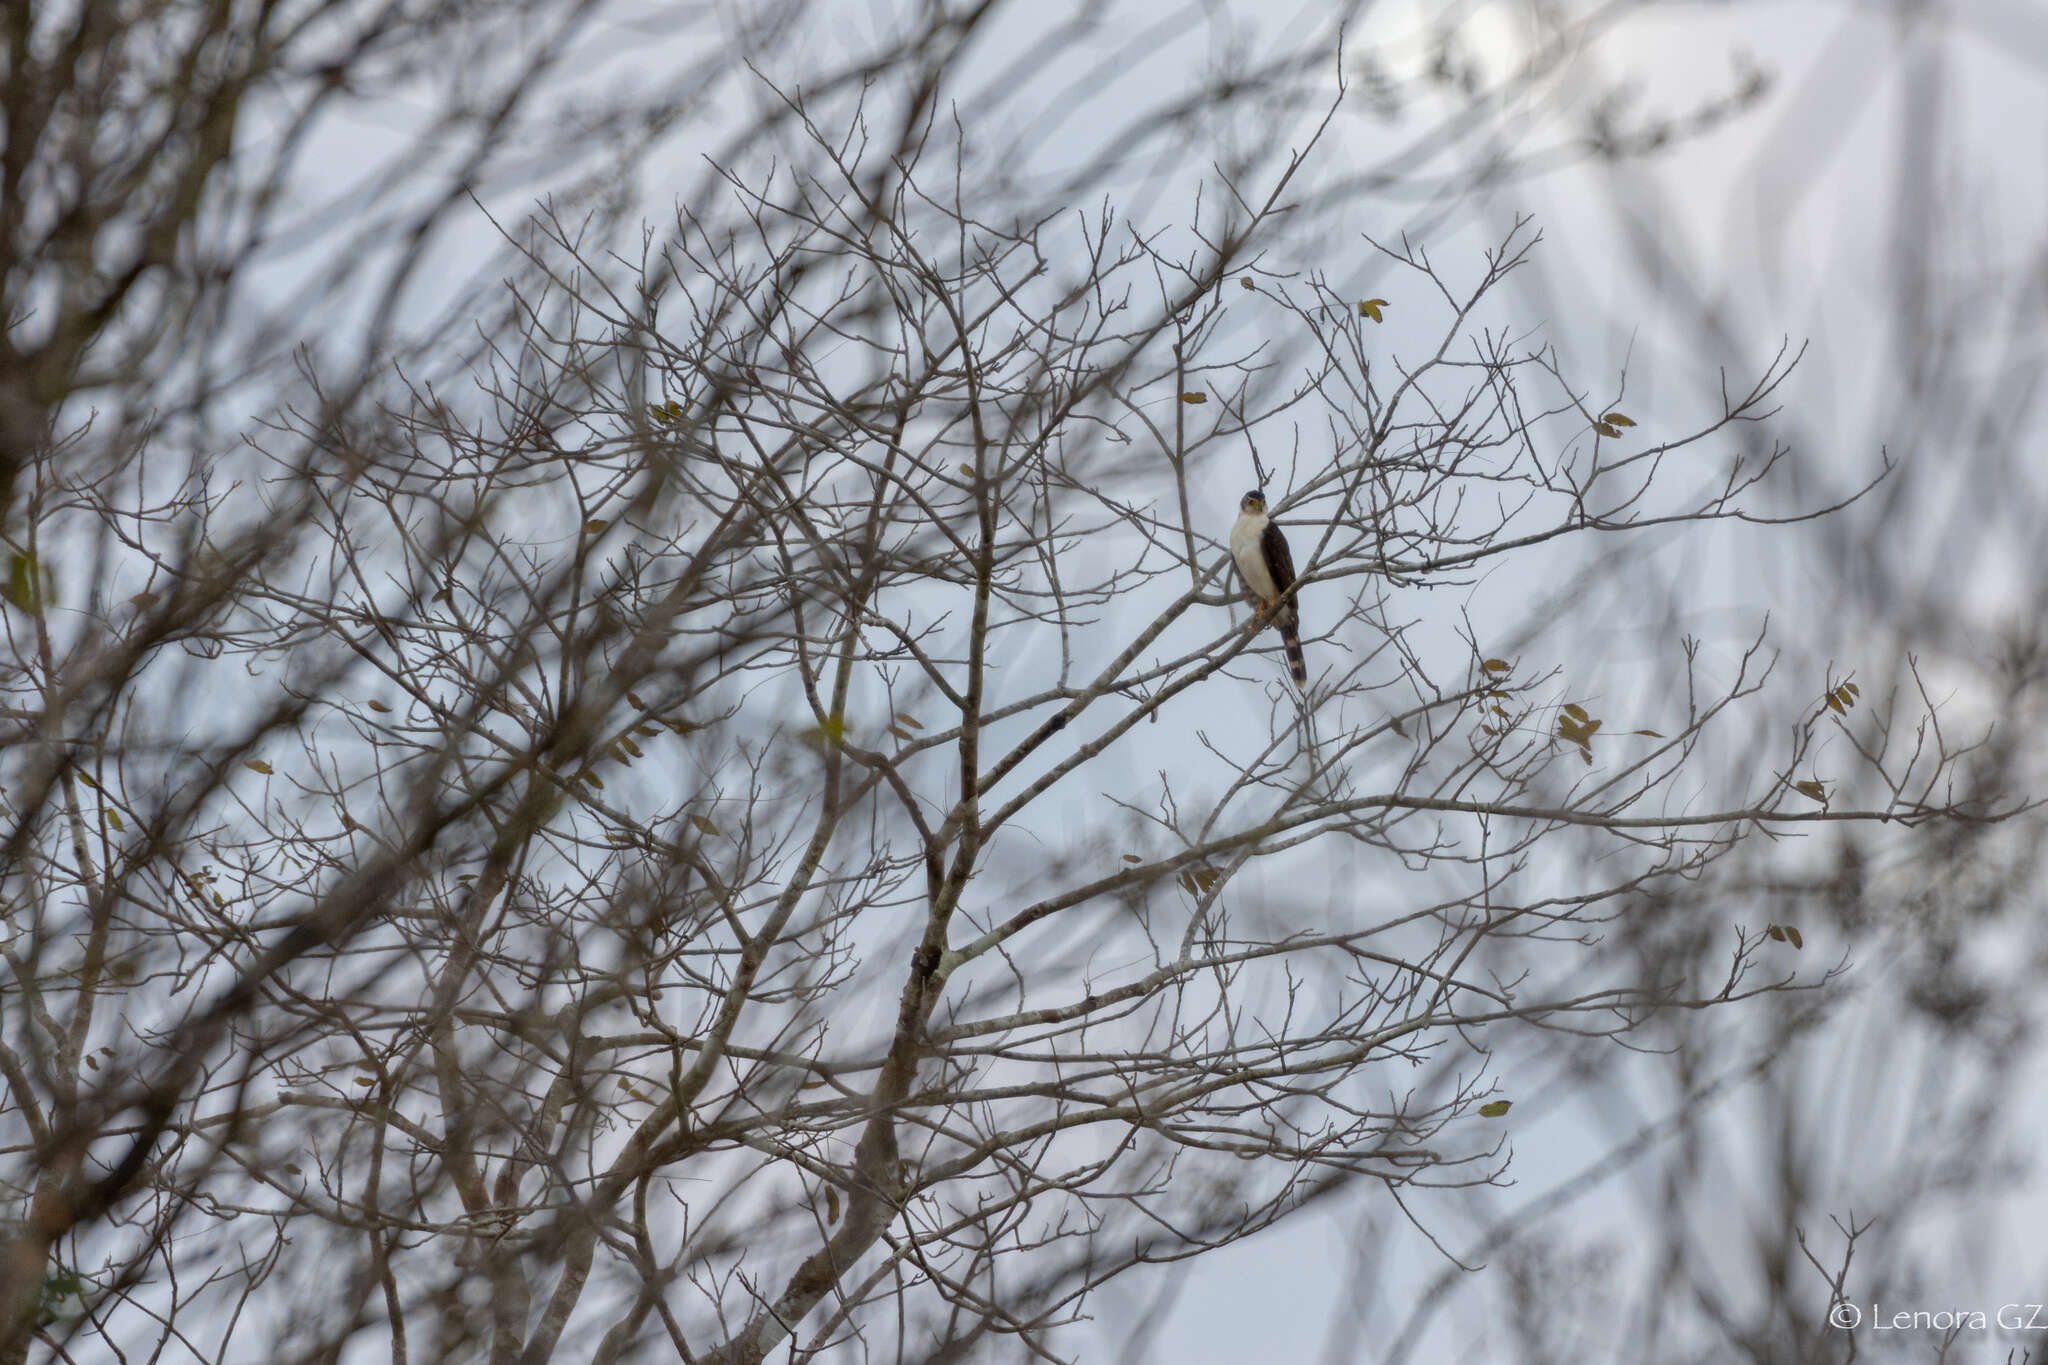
left=1229, top=488, right=1306, bottom=686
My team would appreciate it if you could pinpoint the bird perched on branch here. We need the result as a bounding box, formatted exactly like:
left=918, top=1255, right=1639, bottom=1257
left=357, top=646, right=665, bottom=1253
left=1228, top=488, right=1306, bottom=686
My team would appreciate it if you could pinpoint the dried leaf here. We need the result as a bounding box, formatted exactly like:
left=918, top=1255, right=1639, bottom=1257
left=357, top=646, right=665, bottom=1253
left=583, top=519, right=608, bottom=535
left=1594, top=421, right=1622, bottom=438
left=1563, top=703, right=1589, bottom=723
left=1179, top=391, right=1207, bottom=404
left=1634, top=729, right=1664, bottom=737
left=1479, top=1100, right=1511, bottom=1118
left=894, top=711, right=924, bottom=729
left=1482, top=658, right=1511, bottom=674
left=1786, top=926, right=1804, bottom=949
left=1766, top=925, right=1787, bottom=942
left=1601, top=412, right=1636, bottom=427
left=1122, top=853, right=1143, bottom=864
left=1792, top=779, right=1828, bottom=803
left=691, top=814, right=720, bottom=837
left=1239, top=277, right=1255, bottom=291
left=628, top=691, right=648, bottom=710
left=244, top=760, right=273, bottom=776
left=366, top=699, right=391, bottom=713
left=129, top=592, right=158, bottom=609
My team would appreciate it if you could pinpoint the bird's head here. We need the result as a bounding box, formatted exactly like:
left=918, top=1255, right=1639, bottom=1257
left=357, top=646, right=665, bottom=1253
left=1239, top=489, right=1267, bottom=514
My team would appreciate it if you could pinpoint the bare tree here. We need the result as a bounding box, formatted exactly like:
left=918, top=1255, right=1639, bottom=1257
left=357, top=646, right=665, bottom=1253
left=0, top=2, right=2006, bottom=1362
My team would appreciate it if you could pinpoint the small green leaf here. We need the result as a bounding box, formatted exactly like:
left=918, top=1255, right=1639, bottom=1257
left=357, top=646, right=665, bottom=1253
left=1479, top=1100, right=1511, bottom=1118
left=102, top=809, right=122, bottom=832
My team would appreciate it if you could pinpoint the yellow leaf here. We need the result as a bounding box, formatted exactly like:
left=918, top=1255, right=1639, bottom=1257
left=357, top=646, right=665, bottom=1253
left=621, top=737, right=643, bottom=758
left=1482, top=658, right=1511, bottom=674
left=1479, top=1100, right=1511, bottom=1118
left=244, top=761, right=273, bottom=776
left=1179, top=392, right=1208, bottom=404
left=1357, top=298, right=1387, bottom=322
left=1825, top=693, right=1844, bottom=715
left=1122, top=853, right=1143, bottom=864
left=894, top=711, right=923, bottom=728
left=1844, top=682, right=1860, bottom=698
left=1766, top=925, right=1786, bottom=941
left=432, top=587, right=453, bottom=604
left=1239, top=277, right=1255, bottom=291
left=367, top=700, right=391, bottom=713
left=826, top=1187, right=840, bottom=1223
left=76, top=772, right=96, bottom=791
left=1601, top=412, right=1636, bottom=427
left=1792, top=779, right=1827, bottom=802
left=1563, top=703, right=1589, bottom=723
left=691, top=814, right=720, bottom=837
left=1594, top=421, right=1621, bottom=438
left=577, top=770, right=604, bottom=790
left=103, top=809, right=123, bottom=832
left=958, top=463, right=975, bottom=477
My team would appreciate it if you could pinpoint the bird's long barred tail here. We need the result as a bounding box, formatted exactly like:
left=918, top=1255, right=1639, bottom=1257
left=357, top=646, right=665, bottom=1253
left=1276, top=603, right=1307, bottom=687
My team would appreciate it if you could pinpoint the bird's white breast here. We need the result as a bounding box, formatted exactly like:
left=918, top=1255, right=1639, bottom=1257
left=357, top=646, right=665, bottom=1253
left=1230, top=511, right=1278, bottom=599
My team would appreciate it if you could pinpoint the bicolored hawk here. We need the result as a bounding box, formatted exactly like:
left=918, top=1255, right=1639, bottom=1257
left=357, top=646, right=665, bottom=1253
left=1229, top=488, right=1306, bottom=686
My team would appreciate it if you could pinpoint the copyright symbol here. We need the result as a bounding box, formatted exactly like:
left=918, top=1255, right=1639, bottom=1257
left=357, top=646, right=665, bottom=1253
left=1829, top=1301, right=1862, bottom=1330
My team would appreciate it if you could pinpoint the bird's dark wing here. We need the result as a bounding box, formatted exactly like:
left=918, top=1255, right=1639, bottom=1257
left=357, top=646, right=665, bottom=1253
left=1260, top=519, right=1298, bottom=612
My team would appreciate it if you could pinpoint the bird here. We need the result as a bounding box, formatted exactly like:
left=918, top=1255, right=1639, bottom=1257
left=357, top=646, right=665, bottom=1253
left=1228, top=488, right=1306, bottom=686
